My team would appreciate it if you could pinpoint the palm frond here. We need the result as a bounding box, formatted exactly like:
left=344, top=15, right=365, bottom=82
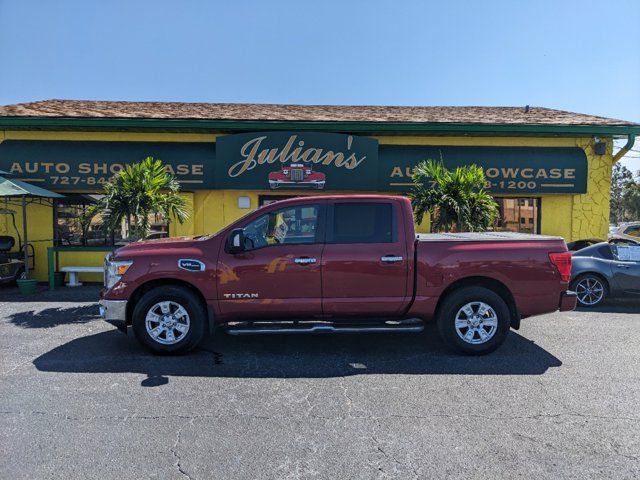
left=81, top=156, right=192, bottom=240
left=410, top=159, right=497, bottom=233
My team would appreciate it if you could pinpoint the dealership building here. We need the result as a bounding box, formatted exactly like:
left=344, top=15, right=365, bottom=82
left=0, top=100, right=638, bottom=281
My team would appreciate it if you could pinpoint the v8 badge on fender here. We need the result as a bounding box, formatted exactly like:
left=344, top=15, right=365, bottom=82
left=178, top=259, right=205, bottom=272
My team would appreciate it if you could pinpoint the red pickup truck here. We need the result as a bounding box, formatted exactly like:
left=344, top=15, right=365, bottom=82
left=99, top=195, right=576, bottom=355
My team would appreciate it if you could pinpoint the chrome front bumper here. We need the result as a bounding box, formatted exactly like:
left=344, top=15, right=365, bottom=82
left=99, top=298, right=128, bottom=333
left=268, top=180, right=325, bottom=189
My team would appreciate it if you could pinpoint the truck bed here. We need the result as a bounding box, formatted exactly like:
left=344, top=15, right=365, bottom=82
left=416, top=232, right=564, bottom=242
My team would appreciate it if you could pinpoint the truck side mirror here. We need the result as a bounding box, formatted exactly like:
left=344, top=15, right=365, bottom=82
left=228, top=228, right=246, bottom=253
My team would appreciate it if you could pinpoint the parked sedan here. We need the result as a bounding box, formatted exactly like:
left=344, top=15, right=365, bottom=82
left=568, top=237, right=638, bottom=253
left=566, top=239, right=603, bottom=252
left=570, top=242, right=640, bottom=307
left=609, top=222, right=640, bottom=244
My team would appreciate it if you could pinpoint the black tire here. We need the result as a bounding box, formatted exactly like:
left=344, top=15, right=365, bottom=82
left=132, top=285, right=206, bottom=355
left=437, top=286, right=511, bottom=355
left=570, top=273, right=608, bottom=308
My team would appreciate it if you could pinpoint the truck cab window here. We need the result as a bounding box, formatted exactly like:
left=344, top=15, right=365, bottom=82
left=331, top=203, right=394, bottom=244
left=243, top=205, right=319, bottom=249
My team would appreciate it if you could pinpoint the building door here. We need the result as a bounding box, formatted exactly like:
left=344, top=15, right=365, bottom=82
left=321, top=200, right=409, bottom=318
left=217, top=202, right=325, bottom=319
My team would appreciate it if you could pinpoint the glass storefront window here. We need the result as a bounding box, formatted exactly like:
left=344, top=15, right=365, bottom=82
left=54, top=195, right=169, bottom=245
left=55, top=195, right=114, bottom=246
left=495, top=197, right=540, bottom=234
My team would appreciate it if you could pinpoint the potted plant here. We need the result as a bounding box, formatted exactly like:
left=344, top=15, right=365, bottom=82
left=16, top=270, right=38, bottom=295
left=53, top=271, right=66, bottom=288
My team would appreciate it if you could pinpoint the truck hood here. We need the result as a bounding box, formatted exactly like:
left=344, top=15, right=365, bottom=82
left=113, top=236, right=209, bottom=258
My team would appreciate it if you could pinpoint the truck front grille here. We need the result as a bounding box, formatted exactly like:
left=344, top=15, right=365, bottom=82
left=290, top=169, right=304, bottom=181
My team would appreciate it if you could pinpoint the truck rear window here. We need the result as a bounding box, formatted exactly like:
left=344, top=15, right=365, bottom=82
left=331, top=203, right=394, bottom=243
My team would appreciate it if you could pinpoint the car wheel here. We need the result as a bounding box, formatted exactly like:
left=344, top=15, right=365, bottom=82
left=571, top=274, right=607, bottom=307
left=437, top=286, right=511, bottom=355
left=132, top=285, right=206, bottom=355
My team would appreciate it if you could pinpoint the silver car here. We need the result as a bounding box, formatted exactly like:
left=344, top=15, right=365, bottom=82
left=609, top=222, right=640, bottom=244
left=570, top=242, right=640, bottom=307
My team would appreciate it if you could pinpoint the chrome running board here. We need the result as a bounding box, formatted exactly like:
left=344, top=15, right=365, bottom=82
left=225, top=318, right=424, bottom=335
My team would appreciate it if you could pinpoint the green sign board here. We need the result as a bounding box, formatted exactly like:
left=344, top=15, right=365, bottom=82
left=379, top=145, right=588, bottom=194
left=215, top=131, right=379, bottom=191
left=0, top=140, right=215, bottom=189
left=0, top=135, right=588, bottom=194
left=215, top=133, right=587, bottom=194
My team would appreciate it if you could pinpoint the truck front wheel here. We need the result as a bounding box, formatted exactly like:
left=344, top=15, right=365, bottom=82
left=436, top=286, right=511, bottom=355
left=132, top=285, right=206, bottom=355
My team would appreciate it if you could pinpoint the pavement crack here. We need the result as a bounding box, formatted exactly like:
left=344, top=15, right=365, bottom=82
left=371, top=428, right=419, bottom=479
left=610, top=442, right=639, bottom=462
left=302, top=391, right=314, bottom=416
left=339, top=378, right=354, bottom=417
left=3, top=410, right=639, bottom=424
left=171, top=418, right=195, bottom=480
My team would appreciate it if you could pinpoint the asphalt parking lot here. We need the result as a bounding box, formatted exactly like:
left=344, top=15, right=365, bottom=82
left=0, top=286, right=639, bottom=479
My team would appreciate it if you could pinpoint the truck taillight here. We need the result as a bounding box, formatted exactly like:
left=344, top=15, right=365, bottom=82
left=549, top=252, right=572, bottom=282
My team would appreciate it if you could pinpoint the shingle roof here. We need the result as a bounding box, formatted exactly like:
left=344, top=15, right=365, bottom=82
left=0, top=99, right=636, bottom=126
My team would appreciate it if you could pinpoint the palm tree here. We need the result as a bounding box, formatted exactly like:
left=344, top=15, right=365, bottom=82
left=410, top=159, right=498, bottom=232
left=84, top=156, right=190, bottom=240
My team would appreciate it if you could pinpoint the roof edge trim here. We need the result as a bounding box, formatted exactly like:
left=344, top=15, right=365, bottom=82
left=0, top=116, right=639, bottom=136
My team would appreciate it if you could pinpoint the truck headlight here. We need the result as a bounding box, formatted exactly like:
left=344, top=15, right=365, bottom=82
left=104, top=257, right=133, bottom=288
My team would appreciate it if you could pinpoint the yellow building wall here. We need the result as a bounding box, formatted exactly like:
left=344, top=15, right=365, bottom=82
left=540, top=195, right=573, bottom=240
left=0, top=130, right=614, bottom=282
left=570, top=138, right=613, bottom=240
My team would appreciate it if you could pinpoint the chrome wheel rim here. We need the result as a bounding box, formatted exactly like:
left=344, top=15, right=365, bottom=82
left=145, top=301, right=190, bottom=345
left=575, top=278, right=604, bottom=306
left=455, top=301, right=498, bottom=345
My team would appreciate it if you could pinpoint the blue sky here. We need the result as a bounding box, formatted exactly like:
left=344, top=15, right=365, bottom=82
left=1, top=0, right=638, bottom=167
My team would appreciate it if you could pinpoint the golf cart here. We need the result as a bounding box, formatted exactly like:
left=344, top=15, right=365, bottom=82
left=0, top=208, right=34, bottom=284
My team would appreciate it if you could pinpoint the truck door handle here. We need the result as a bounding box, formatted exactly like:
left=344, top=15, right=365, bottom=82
left=616, top=264, right=630, bottom=269
left=381, top=255, right=403, bottom=263
left=294, top=257, right=317, bottom=265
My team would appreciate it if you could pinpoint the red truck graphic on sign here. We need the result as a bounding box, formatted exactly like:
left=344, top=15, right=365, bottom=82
left=268, top=164, right=326, bottom=190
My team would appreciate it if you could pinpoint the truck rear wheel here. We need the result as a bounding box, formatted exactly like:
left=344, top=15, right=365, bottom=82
left=132, top=285, right=206, bottom=355
left=436, top=286, right=511, bottom=355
